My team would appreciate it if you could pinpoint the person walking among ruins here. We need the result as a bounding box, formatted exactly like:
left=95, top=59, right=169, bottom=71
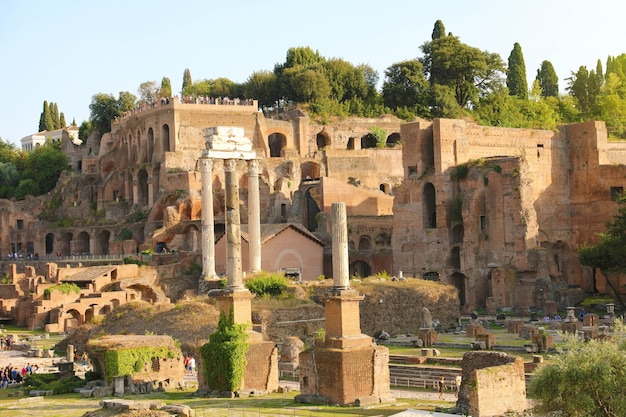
left=189, top=356, right=196, bottom=376
left=455, top=373, right=462, bottom=396
left=438, top=376, right=446, bottom=400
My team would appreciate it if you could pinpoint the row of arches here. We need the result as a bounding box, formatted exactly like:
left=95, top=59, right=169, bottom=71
left=121, top=124, right=171, bottom=167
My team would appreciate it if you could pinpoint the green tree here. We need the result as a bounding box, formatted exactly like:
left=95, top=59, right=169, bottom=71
left=528, top=322, right=626, bottom=416
left=59, top=112, right=66, bottom=128
left=431, top=19, right=446, bottom=39
left=78, top=120, right=93, bottom=141
left=138, top=81, right=159, bottom=104
left=39, top=100, right=54, bottom=132
left=211, top=77, right=237, bottom=97
left=421, top=29, right=505, bottom=108
left=51, top=102, right=60, bottom=129
left=0, top=161, right=19, bottom=198
left=536, top=60, right=559, bottom=97
left=160, top=77, right=172, bottom=98
left=182, top=68, right=192, bottom=95
left=507, top=42, right=528, bottom=99
left=22, top=141, right=67, bottom=195
left=14, top=179, right=39, bottom=200
left=567, top=66, right=591, bottom=114
left=88, top=92, right=136, bottom=135
left=382, top=60, right=430, bottom=117
left=244, top=70, right=277, bottom=108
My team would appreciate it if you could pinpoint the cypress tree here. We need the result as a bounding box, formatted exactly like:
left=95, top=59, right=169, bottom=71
left=72, top=117, right=77, bottom=126
left=432, top=20, right=446, bottom=40
left=182, top=68, right=192, bottom=95
left=40, top=101, right=54, bottom=132
left=160, top=76, right=172, bottom=98
left=507, top=42, right=528, bottom=99
left=536, top=60, right=559, bottom=97
left=60, top=112, right=66, bottom=128
left=52, top=102, right=60, bottom=129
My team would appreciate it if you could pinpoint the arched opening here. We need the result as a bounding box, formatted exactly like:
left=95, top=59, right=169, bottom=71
left=152, top=164, right=160, bottom=203
left=361, top=133, right=377, bottom=149
left=148, top=128, right=154, bottom=163
left=137, top=169, right=149, bottom=206
left=379, top=183, right=391, bottom=195
left=98, top=305, right=111, bottom=315
left=316, top=132, right=330, bottom=150
left=85, top=307, right=94, bottom=323
left=60, top=232, right=73, bottom=256
left=75, top=231, right=90, bottom=255
left=449, top=246, right=461, bottom=269
left=451, top=272, right=466, bottom=306
left=66, top=309, right=83, bottom=326
left=423, top=183, right=437, bottom=228
left=45, top=233, right=54, bottom=255
left=386, top=132, right=401, bottom=147
left=301, top=162, right=321, bottom=179
left=127, top=284, right=158, bottom=303
left=347, top=137, right=356, bottom=150
left=304, top=187, right=321, bottom=232
left=161, top=124, right=171, bottom=152
left=350, top=260, right=371, bottom=279
left=96, top=230, right=110, bottom=255
left=451, top=224, right=464, bottom=244
left=268, top=133, right=286, bottom=157
left=182, top=225, right=200, bottom=252
left=358, top=236, right=371, bottom=250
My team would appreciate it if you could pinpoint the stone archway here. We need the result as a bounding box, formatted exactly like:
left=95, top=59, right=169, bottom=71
left=316, top=131, right=330, bottom=150
left=304, top=187, right=321, bottom=232
left=75, top=231, right=90, bottom=255
left=137, top=169, right=149, bottom=206
left=45, top=233, right=54, bottom=255
left=423, top=183, right=436, bottom=228
left=162, top=124, right=171, bottom=152
left=96, top=230, right=110, bottom=255
left=358, top=236, right=372, bottom=250
left=451, top=272, right=467, bottom=306
left=350, top=260, right=371, bottom=279
left=301, top=161, right=321, bottom=179
left=60, top=232, right=73, bottom=256
left=361, top=133, right=377, bottom=149
left=268, top=133, right=286, bottom=157
left=386, top=132, right=401, bottom=147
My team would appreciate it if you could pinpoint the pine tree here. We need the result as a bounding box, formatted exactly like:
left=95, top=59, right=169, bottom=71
left=160, top=76, right=172, bottom=98
left=60, top=112, right=66, bottom=128
left=182, top=68, right=192, bottom=95
left=536, top=60, right=559, bottom=97
left=507, top=42, right=528, bottom=99
left=431, top=20, right=446, bottom=40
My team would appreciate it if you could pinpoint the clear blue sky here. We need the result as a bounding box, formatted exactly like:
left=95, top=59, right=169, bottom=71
left=0, top=0, right=624, bottom=146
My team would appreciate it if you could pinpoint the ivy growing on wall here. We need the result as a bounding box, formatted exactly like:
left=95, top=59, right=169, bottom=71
left=103, top=346, right=176, bottom=382
left=199, top=309, right=249, bottom=392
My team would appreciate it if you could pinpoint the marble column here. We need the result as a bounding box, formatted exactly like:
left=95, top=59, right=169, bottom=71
left=224, top=159, right=245, bottom=290
left=199, top=158, right=217, bottom=280
left=331, top=202, right=350, bottom=290
left=247, top=159, right=261, bottom=273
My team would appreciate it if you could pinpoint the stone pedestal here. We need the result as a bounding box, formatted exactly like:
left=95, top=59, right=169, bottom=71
left=295, top=202, right=391, bottom=406
left=418, top=328, right=438, bottom=348
left=216, top=290, right=255, bottom=327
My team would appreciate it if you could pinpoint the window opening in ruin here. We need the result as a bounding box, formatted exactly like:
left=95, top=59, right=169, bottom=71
left=450, top=246, right=461, bottom=269
left=480, top=215, right=487, bottom=233
left=350, top=260, right=371, bottom=278
left=537, top=144, right=544, bottom=148
left=151, top=357, right=160, bottom=371
left=423, top=183, right=437, bottom=229
left=408, top=166, right=418, bottom=177
left=16, top=219, right=23, bottom=229
left=281, top=204, right=287, bottom=222
left=45, top=233, right=54, bottom=255
left=380, top=183, right=391, bottom=194
left=358, top=236, right=371, bottom=250
left=347, top=137, right=355, bottom=150
left=26, top=241, right=34, bottom=255
left=386, top=132, right=401, bottom=147
left=423, top=271, right=440, bottom=281
left=361, top=134, right=377, bottom=149
left=268, top=133, right=285, bottom=157
left=611, top=186, right=623, bottom=202
left=316, top=133, right=329, bottom=150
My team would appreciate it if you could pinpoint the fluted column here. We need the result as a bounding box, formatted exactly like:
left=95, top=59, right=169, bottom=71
left=331, top=202, right=350, bottom=290
left=199, top=158, right=217, bottom=280
left=247, top=159, right=261, bottom=273
left=224, top=159, right=245, bottom=290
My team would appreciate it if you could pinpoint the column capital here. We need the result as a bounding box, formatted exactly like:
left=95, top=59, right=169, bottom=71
left=224, top=159, right=238, bottom=172
left=198, top=158, right=214, bottom=172
left=247, top=159, right=260, bottom=175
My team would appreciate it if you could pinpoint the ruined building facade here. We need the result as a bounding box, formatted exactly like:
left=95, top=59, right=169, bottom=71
left=0, top=99, right=403, bottom=283
left=392, top=119, right=626, bottom=312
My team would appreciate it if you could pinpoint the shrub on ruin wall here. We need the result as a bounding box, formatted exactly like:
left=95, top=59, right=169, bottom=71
left=103, top=346, right=177, bottom=382
left=43, top=282, right=80, bottom=298
left=199, top=309, right=248, bottom=392
left=245, top=271, right=288, bottom=297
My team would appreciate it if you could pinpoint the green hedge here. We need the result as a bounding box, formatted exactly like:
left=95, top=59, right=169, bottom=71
left=104, top=346, right=176, bottom=382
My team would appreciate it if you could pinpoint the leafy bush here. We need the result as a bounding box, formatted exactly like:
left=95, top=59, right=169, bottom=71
left=103, top=346, right=177, bottom=382
left=200, top=310, right=248, bottom=391
left=245, top=271, right=288, bottom=297
left=123, top=257, right=148, bottom=266
left=43, top=282, right=81, bottom=298
left=24, top=373, right=85, bottom=394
